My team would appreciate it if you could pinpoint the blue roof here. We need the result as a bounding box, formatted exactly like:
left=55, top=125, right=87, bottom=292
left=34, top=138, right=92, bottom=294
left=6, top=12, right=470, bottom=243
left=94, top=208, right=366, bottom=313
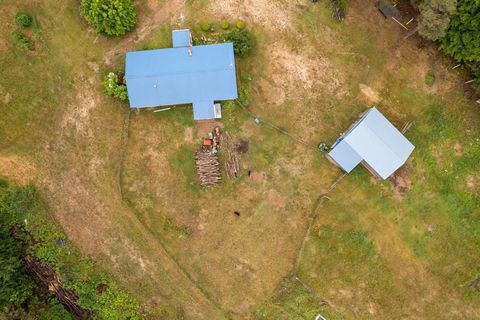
left=193, top=101, right=215, bottom=120
left=172, top=29, right=191, bottom=48
left=125, top=30, right=238, bottom=120
left=328, top=107, right=414, bottom=179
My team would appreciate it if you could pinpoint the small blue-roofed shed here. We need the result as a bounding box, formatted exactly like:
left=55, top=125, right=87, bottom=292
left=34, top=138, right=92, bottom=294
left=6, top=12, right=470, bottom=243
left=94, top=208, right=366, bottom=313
left=327, top=107, right=414, bottom=179
left=125, top=29, right=238, bottom=120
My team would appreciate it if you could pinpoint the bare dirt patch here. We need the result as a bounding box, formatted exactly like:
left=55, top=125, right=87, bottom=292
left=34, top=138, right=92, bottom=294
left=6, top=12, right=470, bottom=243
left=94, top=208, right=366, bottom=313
left=359, top=83, right=380, bottom=103
left=208, top=0, right=302, bottom=31
left=60, top=84, right=98, bottom=135
left=250, top=171, right=264, bottom=183
left=267, top=188, right=287, bottom=212
left=268, top=42, right=345, bottom=98
left=0, top=155, right=36, bottom=184
left=196, top=120, right=222, bottom=138
left=105, top=0, right=187, bottom=65
left=389, top=165, right=413, bottom=199
left=453, top=142, right=463, bottom=156
left=184, top=127, right=193, bottom=142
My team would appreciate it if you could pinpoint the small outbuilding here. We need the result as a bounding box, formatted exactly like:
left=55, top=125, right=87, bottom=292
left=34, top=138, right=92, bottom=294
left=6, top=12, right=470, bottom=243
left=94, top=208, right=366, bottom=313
left=125, top=29, right=238, bottom=120
left=327, top=107, right=414, bottom=179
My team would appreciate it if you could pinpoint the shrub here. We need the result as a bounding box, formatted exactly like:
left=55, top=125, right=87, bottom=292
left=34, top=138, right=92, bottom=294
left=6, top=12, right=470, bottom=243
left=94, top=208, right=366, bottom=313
left=103, top=72, right=128, bottom=101
left=417, top=0, right=457, bottom=41
left=440, top=0, right=480, bottom=62
left=0, top=178, right=8, bottom=188
left=425, top=71, right=436, bottom=86
left=10, top=31, right=34, bottom=50
left=15, top=12, right=33, bottom=28
left=200, top=22, right=212, bottom=32
left=236, top=20, right=246, bottom=30
left=223, top=29, right=255, bottom=57
left=220, top=20, right=230, bottom=30
left=80, top=0, right=137, bottom=36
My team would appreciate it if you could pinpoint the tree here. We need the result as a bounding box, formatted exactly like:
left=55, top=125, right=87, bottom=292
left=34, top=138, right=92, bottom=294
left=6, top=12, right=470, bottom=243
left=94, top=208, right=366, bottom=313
left=222, top=29, right=256, bottom=57
left=417, top=0, right=457, bottom=40
left=81, top=0, right=137, bottom=36
left=0, top=226, right=34, bottom=310
left=440, top=0, right=480, bottom=62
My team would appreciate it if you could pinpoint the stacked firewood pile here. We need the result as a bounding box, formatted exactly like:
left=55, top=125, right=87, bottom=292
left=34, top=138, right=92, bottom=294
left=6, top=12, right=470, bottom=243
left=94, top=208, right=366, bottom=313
left=195, top=127, right=222, bottom=187
left=222, top=132, right=241, bottom=179
left=24, top=256, right=92, bottom=320
left=195, top=127, right=246, bottom=186
left=195, top=151, right=221, bottom=187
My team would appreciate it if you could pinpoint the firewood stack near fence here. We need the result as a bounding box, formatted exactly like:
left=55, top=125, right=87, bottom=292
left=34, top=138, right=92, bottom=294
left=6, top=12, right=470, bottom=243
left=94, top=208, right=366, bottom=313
left=195, top=127, right=222, bottom=187
left=195, top=127, right=244, bottom=186
left=222, top=132, right=241, bottom=179
left=195, top=151, right=221, bottom=186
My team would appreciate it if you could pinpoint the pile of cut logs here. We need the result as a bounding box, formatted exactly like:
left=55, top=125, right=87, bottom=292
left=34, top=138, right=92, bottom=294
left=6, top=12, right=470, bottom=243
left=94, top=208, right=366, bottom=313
left=195, top=151, right=221, bottom=186
left=222, top=132, right=240, bottom=178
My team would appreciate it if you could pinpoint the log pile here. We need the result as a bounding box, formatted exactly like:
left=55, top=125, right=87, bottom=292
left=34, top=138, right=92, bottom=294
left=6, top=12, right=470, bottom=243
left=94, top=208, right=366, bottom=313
left=24, top=256, right=92, bottom=320
left=195, top=151, right=222, bottom=187
left=222, top=132, right=240, bottom=179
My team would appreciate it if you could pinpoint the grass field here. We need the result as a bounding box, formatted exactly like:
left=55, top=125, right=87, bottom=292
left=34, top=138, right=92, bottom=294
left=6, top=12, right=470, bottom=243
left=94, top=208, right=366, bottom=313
left=1, top=0, right=479, bottom=319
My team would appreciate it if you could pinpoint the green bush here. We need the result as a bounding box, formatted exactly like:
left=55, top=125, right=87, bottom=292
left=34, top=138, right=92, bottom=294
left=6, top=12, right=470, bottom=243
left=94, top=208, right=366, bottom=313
left=0, top=178, right=8, bottom=188
left=425, top=71, right=436, bottom=86
left=15, top=12, right=33, bottom=28
left=200, top=22, right=212, bottom=32
left=223, top=29, right=255, bottom=57
left=11, top=31, right=34, bottom=50
left=103, top=72, right=128, bottom=101
left=236, top=20, right=246, bottom=30
left=219, top=20, right=230, bottom=30
left=81, top=0, right=137, bottom=36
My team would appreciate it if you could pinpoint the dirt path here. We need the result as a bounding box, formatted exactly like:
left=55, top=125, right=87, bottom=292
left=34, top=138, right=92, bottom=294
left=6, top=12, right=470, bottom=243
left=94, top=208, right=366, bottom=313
left=104, top=0, right=186, bottom=65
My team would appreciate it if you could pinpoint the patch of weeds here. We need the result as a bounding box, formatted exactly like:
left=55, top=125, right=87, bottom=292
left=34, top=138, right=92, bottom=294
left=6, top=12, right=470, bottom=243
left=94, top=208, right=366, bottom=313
left=252, top=276, right=340, bottom=320
left=15, top=12, right=33, bottom=28
left=238, top=75, right=253, bottom=105
left=0, top=177, right=9, bottom=188
left=163, top=217, right=191, bottom=238
left=425, top=71, right=435, bottom=86
left=11, top=31, right=34, bottom=50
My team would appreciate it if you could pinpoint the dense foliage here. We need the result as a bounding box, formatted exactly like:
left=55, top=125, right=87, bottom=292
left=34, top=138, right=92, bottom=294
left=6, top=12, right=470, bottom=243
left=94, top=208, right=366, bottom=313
left=103, top=72, right=128, bottom=101
left=417, top=0, right=457, bottom=40
left=81, top=0, right=137, bottom=36
left=440, top=0, right=480, bottom=62
left=0, top=182, right=143, bottom=319
left=223, top=29, right=255, bottom=57
left=0, top=185, right=72, bottom=319
left=11, top=31, right=34, bottom=50
left=15, top=12, right=33, bottom=28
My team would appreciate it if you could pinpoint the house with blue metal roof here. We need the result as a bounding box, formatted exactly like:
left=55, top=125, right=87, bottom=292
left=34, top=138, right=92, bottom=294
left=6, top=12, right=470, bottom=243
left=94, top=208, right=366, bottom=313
left=125, top=29, right=238, bottom=120
left=327, top=107, right=414, bottom=179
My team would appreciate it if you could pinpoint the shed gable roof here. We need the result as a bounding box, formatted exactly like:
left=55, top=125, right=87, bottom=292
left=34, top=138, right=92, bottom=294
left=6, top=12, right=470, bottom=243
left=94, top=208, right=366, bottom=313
left=328, top=107, right=414, bottom=179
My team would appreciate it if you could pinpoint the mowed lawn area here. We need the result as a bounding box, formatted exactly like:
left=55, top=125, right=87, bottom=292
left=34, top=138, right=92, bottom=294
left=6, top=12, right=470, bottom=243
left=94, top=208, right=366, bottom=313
left=1, top=0, right=479, bottom=319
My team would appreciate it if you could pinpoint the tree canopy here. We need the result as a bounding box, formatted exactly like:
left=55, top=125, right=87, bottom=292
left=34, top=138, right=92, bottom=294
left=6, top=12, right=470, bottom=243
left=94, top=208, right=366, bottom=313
left=417, top=0, right=458, bottom=40
left=440, top=0, right=480, bottom=62
left=81, top=0, right=137, bottom=36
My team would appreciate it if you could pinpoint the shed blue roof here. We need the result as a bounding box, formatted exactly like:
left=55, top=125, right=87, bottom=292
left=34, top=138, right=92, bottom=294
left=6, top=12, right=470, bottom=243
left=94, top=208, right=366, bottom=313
left=125, top=30, right=238, bottom=120
left=328, top=107, right=414, bottom=179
